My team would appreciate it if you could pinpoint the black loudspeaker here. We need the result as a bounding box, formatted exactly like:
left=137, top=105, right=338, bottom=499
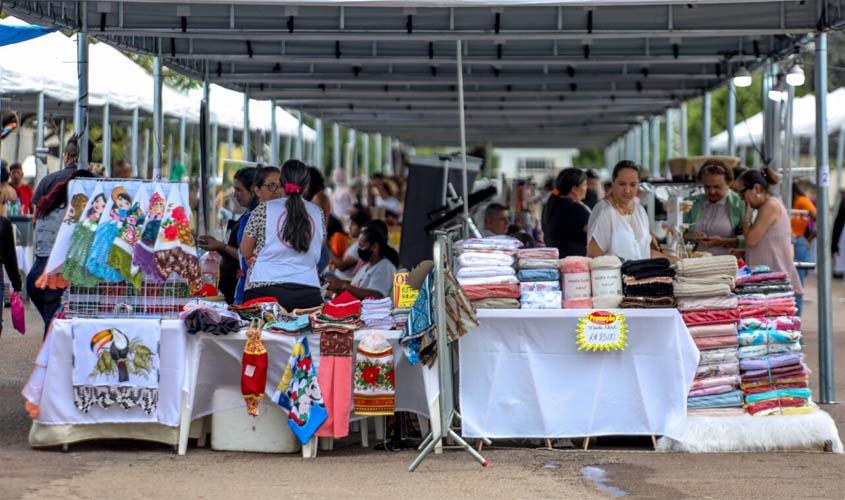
left=399, top=155, right=481, bottom=270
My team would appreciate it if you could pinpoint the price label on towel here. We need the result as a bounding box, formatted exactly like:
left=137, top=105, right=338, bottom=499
left=576, top=311, right=628, bottom=352
left=393, top=272, right=420, bottom=308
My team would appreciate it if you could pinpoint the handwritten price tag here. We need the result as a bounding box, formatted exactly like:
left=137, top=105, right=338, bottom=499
left=576, top=311, right=628, bottom=352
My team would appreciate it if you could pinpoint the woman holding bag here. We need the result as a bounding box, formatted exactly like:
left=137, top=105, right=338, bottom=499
left=0, top=214, right=23, bottom=334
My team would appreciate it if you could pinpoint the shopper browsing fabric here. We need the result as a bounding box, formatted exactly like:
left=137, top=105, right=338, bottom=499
left=588, top=161, right=658, bottom=261
left=790, top=181, right=816, bottom=286
left=684, top=161, right=746, bottom=255
left=0, top=215, right=22, bottom=334
left=330, top=209, right=371, bottom=281
left=28, top=169, right=95, bottom=337
left=543, top=168, right=591, bottom=258
left=326, top=227, right=398, bottom=300
left=735, top=168, right=804, bottom=315
left=241, top=160, right=325, bottom=310
left=197, top=167, right=257, bottom=304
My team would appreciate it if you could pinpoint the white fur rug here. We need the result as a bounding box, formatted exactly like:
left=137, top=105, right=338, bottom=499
left=656, top=408, right=844, bottom=453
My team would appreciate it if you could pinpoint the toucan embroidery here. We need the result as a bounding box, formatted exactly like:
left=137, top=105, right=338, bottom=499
left=89, top=328, right=154, bottom=382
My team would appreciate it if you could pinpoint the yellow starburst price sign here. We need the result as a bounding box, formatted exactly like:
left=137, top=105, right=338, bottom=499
left=576, top=310, right=628, bottom=352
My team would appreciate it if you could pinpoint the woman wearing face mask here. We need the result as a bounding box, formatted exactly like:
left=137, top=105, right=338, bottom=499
left=735, top=167, right=803, bottom=314
left=543, top=167, right=591, bottom=257
left=587, top=161, right=659, bottom=261
left=197, top=167, right=258, bottom=304
left=326, top=227, right=398, bottom=300
left=684, top=161, right=746, bottom=255
left=240, top=161, right=324, bottom=310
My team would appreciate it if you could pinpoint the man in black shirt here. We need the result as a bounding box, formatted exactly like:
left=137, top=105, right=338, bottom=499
left=31, top=134, right=93, bottom=207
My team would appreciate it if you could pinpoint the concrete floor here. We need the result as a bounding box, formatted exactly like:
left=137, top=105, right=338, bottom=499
left=1, top=274, right=843, bottom=500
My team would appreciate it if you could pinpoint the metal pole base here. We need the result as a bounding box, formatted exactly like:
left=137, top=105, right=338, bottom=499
left=409, top=428, right=488, bottom=472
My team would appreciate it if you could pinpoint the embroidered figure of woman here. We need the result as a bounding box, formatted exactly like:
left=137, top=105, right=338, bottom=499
left=64, top=193, right=89, bottom=224
left=108, top=185, right=148, bottom=288
left=86, top=186, right=133, bottom=282
left=62, top=191, right=107, bottom=287
left=133, top=190, right=166, bottom=281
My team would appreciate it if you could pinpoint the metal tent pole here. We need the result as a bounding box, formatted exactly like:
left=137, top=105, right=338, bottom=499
left=142, top=128, right=150, bottom=178
left=203, top=62, right=215, bottom=235
left=781, top=84, right=795, bottom=205
left=386, top=137, right=394, bottom=175
left=242, top=90, right=250, bottom=162
left=332, top=122, right=341, bottom=169
left=640, top=121, right=649, bottom=171
left=227, top=126, right=234, bottom=160
left=457, top=40, right=471, bottom=232
left=679, top=102, right=688, bottom=157
left=75, top=5, right=89, bottom=170
left=36, top=91, right=46, bottom=181
left=362, top=133, right=370, bottom=176
left=102, top=101, right=111, bottom=175
left=701, top=92, right=711, bottom=156
left=814, top=32, right=835, bottom=404
left=347, top=128, right=356, bottom=178
left=270, top=99, right=279, bottom=165
left=375, top=133, right=383, bottom=173
left=665, top=108, right=675, bottom=163
left=59, top=119, right=66, bottom=162
left=296, top=111, right=304, bottom=160
left=650, top=116, right=660, bottom=177
left=212, top=123, right=219, bottom=178
left=835, top=128, right=845, bottom=201
left=727, top=80, right=737, bottom=156
left=152, top=39, right=163, bottom=180
left=167, top=132, right=174, bottom=176
left=131, top=107, right=139, bottom=176
left=315, top=118, right=324, bottom=170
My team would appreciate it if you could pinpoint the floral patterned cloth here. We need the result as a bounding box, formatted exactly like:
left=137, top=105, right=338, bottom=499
left=153, top=186, right=201, bottom=286
left=86, top=185, right=136, bottom=282
left=353, top=331, right=395, bottom=416
left=133, top=186, right=167, bottom=282
left=241, top=327, right=268, bottom=416
left=63, top=183, right=107, bottom=287
left=107, top=184, right=148, bottom=288
left=272, top=336, right=328, bottom=445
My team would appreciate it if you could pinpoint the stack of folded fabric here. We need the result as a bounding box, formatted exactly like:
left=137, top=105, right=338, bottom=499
left=560, top=256, right=592, bottom=309
left=589, top=256, right=623, bottom=308
left=620, top=258, right=676, bottom=308
left=673, top=255, right=743, bottom=414
left=361, top=297, right=395, bottom=329
left=455, top=237, right=521, bottom=309
left=391, top=306, right=410, bottom=330
left=517, top=247, right=561, bottom=309
left=311, top=292, right=363, bottom=334
left=735, top=270, right=798, bottom=318
left=740, top=352, right=813, bottom=416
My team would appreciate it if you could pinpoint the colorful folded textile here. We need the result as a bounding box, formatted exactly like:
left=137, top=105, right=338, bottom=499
left=688, top=407, right=747, bottom=417
left=747, top=401, right=814, bottom=416
left=694, top=335, right=740, bottom=351
left=517, top=269, right=561, bottom=282
left=737, top=342, right=802, bottom=358
left=273, top=337, right=328, bottom=444
left=695, top=361, right=740, bottom=378
left=736, top=291, right=796, bottom=301
left=455, top=237, right=522, bottom=252
left=517, top=247, right=560, bottom=260
left=561, top=256, right=592, bottom=308
left=456, top=252, right=515, bottom=268
left=739, top=353, right=803, bottom=371
left=738, top=303, right=798, bottom=318
left=699, top=348, right=739, bottom=364
left=744, top=388, right=812, bottom=404
left=471, top=298, right=521, bottom=309
left=736, top=272, right=787, bottom=285
left=687, top=389, right=744, bottom=408
left=738, top=316, right=801, bottom=332
left=677, top=294, right=738, bottom=312
left=463, top=284, right=520, bottom=301
left=520, top=281, right=560, bottom=293
left=518, top=258, right=561, bottom=269
left=263, top=315, right=311, bottom=335
left=741, top=375, right=809, bottom=391
left=681, top=308, right=740, bottom=326
left=621, top=258, right=676, bottom=279
left=520, top=290, right=563, bottom=310
left=689, top=384, right=735, bottom=398
left=457, top=275, right=520, bottom=286
left=672, top=281, right=733, bottom=298
left=619, top=296, right=677, bottom=308
left=353, top=331, right=395, bottom=416
left=687, top=323, right=738, bottom=338
left=673, top=255, right=738, bottom=277
left=691, top=374, right=741, bottom=390
left=743, top=382, right=809, bottom=394
left=737, top=297, right=796, bottom=306
left=738, top=330, right=802, bottom=346
left=322, top=291, right=362, bottom=320
left=455, top=265, right=516, bottom=279
left=741, top=366, right=808, bottom=384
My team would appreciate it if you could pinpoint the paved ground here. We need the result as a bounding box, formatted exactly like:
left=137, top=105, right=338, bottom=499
left=1, top=274, right=843, bottom=499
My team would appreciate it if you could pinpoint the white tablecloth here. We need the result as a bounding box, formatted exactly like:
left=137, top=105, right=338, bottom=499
left=24, top=319, right=186, bottom=427
left=459, top=309, right=699, bottom=441
left=184, top=329, right=430, bottom=421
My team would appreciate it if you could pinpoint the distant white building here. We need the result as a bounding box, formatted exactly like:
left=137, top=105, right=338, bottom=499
left=493, top=148, right=579, bottom=184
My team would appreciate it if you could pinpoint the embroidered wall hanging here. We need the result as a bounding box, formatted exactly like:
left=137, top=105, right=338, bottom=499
left=62, top=182, right=107, bottom=287
left=133, top=184, right=168, bottom=282
left=353, top=331, right=395, bottom=416
left=107, top=183, right=148, bottom=288
left=154, top=186, right=201, bottom=286
left=273, top=337, right=328, bottom=445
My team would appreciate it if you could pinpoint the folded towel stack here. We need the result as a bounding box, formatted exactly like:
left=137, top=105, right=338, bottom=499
left=518, top=247, right=561, bottom=309
left=361, top=297, right=395, bottom=329
left=560, top=256, right=592, bottom=309
left=620, top=258, right=676, bottom=308
left=589, top=256, right=623, bottom=308
left=455, top=237, right=522, bottom=309
left=673, top=255, right=742, bottom=410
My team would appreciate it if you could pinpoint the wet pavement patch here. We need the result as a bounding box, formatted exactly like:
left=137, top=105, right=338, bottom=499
left=581, top=465, right=627, bottom=497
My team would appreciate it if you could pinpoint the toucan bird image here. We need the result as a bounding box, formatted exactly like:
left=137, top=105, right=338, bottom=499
left=90, top=328, right=131, bottom=382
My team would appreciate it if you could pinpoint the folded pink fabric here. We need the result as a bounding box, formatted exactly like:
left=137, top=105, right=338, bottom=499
left=694, top=335, right=739, bottom=350
left=736, top=272, right=787, bottom=285
left=738, top=304, right=798, bottom=318
left=677, top=295, right=738, bottom=312
left=689, top=384, right=735, bottom=398
left=518, top=247, right=560, bottom=260
left=563, top=297, right=594, bottom=309
left=695, top=361, right=740, bottom=378
left=682, top=308, right=740, bottom=326
left=687, top=323, right=738, bottom=338
left=691, top=374, right=741, bottom=390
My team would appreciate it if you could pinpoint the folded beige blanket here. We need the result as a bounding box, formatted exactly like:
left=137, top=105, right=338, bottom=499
left=592, top=295, right=623, bottom=308
left=673, top=281, right=733, bottom=298
left=673, top=255, right=738, bottom=278
left=677, top=294, right=738, bottom=312
left=471, top=298, right=521, bottom=309
left=674, top=274, right=736, bottom=290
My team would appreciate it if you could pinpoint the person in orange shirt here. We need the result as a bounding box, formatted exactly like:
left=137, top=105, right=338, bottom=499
left=791, top=181, right=816, bottom=286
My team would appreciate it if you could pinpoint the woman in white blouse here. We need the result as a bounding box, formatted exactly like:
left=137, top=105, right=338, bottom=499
left=587, top=161, right=663, bottom=262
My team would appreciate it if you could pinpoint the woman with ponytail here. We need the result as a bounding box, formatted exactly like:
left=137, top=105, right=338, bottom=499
left=736, top=167, right=804, bottom=314
left=240, top=160, right=325, bottom=310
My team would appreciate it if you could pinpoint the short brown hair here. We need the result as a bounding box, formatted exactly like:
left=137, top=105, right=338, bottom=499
left=698, top=160, right=733, bottom=183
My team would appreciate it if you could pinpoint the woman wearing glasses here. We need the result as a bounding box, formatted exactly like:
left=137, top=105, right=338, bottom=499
left=735, top=167, right=803, bottom=315
left=240, top=160, right=325, bottom=310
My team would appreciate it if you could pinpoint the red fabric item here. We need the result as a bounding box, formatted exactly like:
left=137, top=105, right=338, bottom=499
left=315, top=355, right=353, bottom=438
left=241, top=328, right=268, bottom=416
left=682, top=308, right=740, bottom=326
left=741, top=368, right=808, bottom=385
left=736, top=272, right=787, bottom=285
left=738, top=304, right=798, bottom=318
left=14, top=184, right=33, bottom=214
left=322, top=290, right=362, bottom=319
left=743, top=382, right=809, bottom=395
left=241, top=297, right=280, bottom=307
left=745, top=398, right=808, bottom=415
left=693, top=335, right=739, bottom=350
left=284, top=182, right=302, bottom=194
left=463, top=284, right=520, bottom=301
